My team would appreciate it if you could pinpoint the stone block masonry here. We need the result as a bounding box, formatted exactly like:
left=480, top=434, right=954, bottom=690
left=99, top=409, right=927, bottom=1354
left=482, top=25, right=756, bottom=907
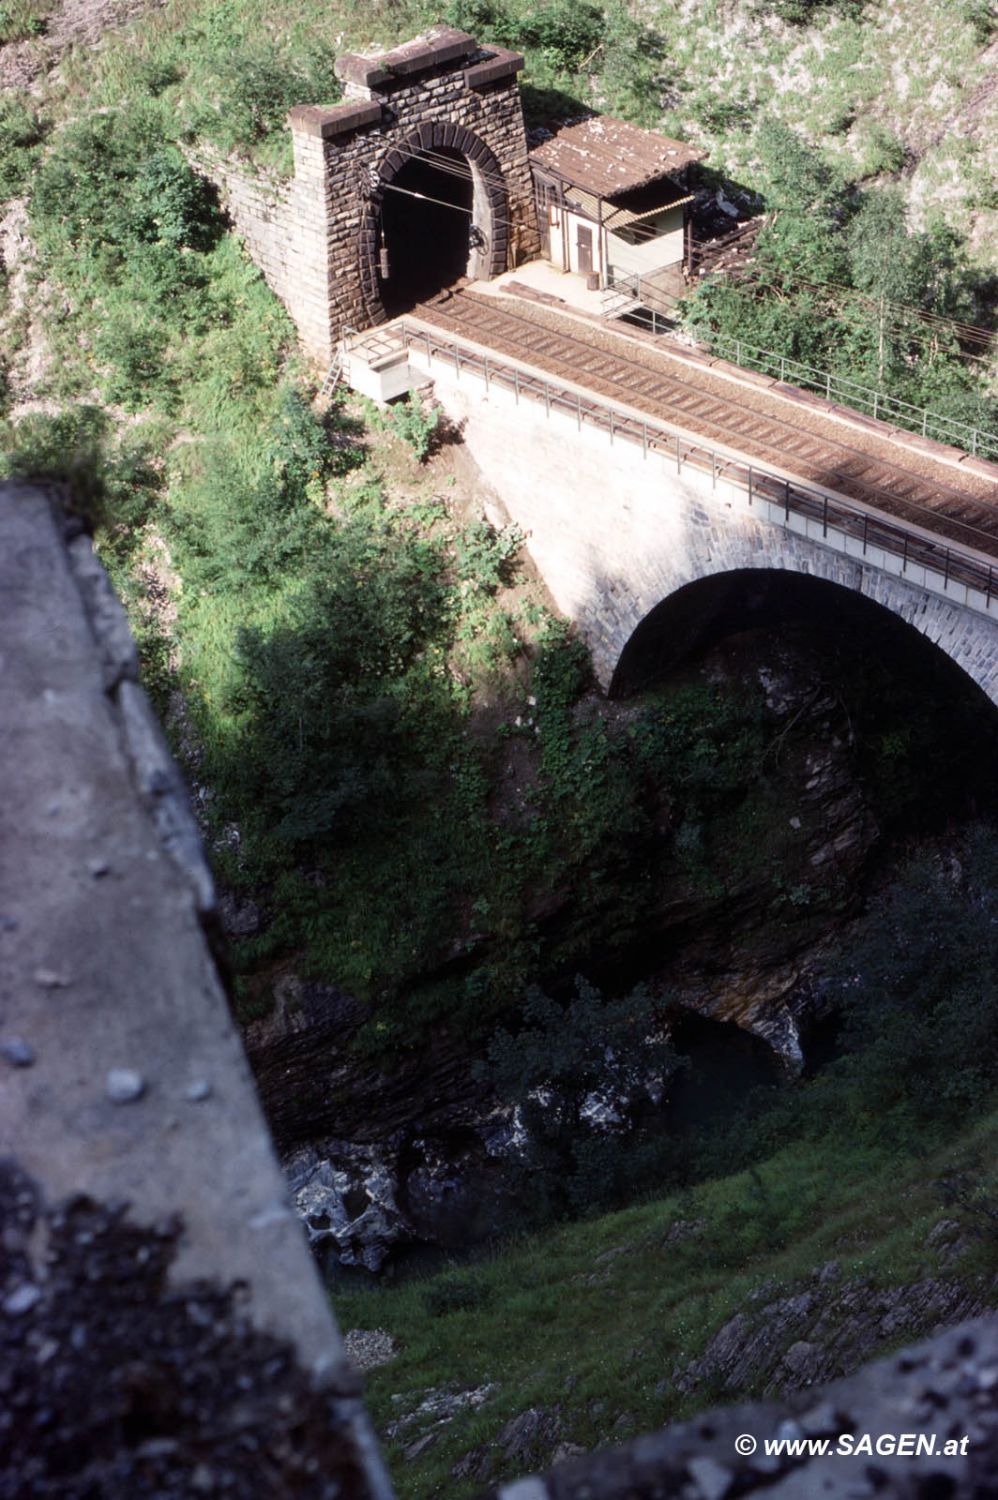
left=190, top=27, right=540, bottom=366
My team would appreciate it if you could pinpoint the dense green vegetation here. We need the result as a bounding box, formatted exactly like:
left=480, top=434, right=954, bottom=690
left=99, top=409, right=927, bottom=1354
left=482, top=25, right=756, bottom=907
left=683, top=120, right=998, bottom=449
left=2, top=3, right=998, bottom=1493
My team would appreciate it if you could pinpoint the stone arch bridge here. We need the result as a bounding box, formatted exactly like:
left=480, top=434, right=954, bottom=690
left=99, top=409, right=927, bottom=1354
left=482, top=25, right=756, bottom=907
left=346, top=291, right=998, bottom=708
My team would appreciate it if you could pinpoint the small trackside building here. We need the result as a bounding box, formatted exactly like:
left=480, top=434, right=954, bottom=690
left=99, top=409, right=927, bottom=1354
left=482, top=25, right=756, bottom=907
left=528, top=115, right=707, bottom=317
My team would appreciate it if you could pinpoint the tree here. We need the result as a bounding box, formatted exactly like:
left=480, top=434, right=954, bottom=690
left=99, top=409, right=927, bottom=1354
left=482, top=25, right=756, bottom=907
left=754, top=119, right=853, bottom=283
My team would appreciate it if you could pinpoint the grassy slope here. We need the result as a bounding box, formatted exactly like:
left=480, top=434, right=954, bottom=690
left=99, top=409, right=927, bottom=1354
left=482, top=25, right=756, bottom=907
left=338, top=1114, right=998, bottom=1498
left=8, top=0, right=997, bottom=242
left=644, top=0, right=998, bottom=271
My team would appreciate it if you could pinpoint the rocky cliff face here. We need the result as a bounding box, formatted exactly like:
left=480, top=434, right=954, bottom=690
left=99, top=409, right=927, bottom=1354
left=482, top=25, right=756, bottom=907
left=245, top=608, right=996, bottom=1273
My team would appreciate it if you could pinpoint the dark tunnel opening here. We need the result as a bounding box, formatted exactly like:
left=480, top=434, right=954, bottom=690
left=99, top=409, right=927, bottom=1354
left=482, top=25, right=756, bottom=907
left=378, top=148, right=475, bottom=315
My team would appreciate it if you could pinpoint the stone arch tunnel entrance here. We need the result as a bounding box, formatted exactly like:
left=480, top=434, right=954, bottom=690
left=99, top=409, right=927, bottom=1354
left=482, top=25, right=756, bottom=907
left=362, top=125, right=510, bottom=322
left=379, top=147, right=474, bottom=314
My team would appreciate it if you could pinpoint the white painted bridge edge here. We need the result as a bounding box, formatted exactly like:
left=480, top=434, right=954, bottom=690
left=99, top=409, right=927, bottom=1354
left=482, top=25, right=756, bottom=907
left=398, top=336, right=998, bottom=708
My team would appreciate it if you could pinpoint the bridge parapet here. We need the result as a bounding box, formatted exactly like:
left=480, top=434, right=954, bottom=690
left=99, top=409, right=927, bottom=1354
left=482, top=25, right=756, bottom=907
left=0, top=481, right=392, bottom=1497
left=392, top=322, right=998, bottom=704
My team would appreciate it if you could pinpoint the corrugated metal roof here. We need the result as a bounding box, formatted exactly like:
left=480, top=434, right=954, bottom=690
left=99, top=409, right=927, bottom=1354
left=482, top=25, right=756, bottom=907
left=529, top=115, right=707, bottom=197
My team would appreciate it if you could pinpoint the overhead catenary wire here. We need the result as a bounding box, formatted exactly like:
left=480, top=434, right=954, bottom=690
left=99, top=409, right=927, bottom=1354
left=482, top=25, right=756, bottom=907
left=379, top=140, right=692, bottom=247
left=371, top=143, right=535, bottom=242
left=734, top=268, right=997, bottom=367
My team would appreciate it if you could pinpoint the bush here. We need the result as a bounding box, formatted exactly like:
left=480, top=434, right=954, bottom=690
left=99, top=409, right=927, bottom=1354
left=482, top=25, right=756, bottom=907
left=216, top=521, right=451, bottom=848
left=0, top=93, right=46, bottom=200
left=390, top=391, right=440, bottom=462
left=195, top=45, right=341, bottom=152
left=823, top=830, right=998, bottom=1131
left=0, top=0, right=53, bottom=44
left=132, top=151, right=221, bottom=253
left=857, top=122, right=908, bottom=179
left=454, top=518, right=524, bottom=593
left=962, top=0, right=998, bottom=44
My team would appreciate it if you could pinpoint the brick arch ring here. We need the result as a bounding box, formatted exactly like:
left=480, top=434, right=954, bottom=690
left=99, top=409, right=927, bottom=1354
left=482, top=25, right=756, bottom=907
left=358, top=123, right=510, bottom=324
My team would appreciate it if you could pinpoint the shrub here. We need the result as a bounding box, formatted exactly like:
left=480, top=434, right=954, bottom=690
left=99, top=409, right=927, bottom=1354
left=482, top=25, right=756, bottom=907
left=962, top=0, right=998, bottom=44
left=857, top=121, right=908, bottom=179
left=196, top=45, right=341, bottom=152
left=215, top=520, right=451, bottom=848
left=0, top=93, right=46, bottom=200
left=454, top=518, right=524, bottom=593
left=390, top=391, right=440, bottom=462
left=132, top=151, right=221, bottom=253
left=0, top=0, right=54, bottom=44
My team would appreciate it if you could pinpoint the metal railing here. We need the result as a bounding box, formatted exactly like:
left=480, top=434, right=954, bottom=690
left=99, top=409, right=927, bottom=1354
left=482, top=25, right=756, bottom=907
left=399, top=322, right=998, bottom=613
left=602, top=270, right=680, bottom=327
left=698, top=331, right=998, bottom=463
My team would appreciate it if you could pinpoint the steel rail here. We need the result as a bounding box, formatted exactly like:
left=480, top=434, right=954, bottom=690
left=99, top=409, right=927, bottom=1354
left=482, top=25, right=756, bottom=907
left=397, top=319, right=998, bottom=610
left=411, top=291, right=998, bottom=556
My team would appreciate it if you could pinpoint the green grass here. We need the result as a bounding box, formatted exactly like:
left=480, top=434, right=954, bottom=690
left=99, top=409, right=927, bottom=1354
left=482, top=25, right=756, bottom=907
left=2, top=10, right=997, bottom=1490
left=0, top=0, right=54, bottom=44
left=336, top=1113, right=998, bottom=1497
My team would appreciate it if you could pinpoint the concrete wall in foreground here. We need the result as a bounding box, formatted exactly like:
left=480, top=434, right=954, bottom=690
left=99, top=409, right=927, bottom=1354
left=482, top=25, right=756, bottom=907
left=0, top=481, right=391, bottom=1498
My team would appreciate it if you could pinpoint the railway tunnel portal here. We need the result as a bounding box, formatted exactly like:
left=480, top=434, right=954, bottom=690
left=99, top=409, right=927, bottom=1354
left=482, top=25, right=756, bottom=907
left=363, top=125, right=509, bottom=319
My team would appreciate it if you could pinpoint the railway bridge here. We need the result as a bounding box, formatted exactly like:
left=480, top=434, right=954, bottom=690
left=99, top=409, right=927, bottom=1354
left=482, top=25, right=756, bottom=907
left=345, top=288, right=998, bottom=704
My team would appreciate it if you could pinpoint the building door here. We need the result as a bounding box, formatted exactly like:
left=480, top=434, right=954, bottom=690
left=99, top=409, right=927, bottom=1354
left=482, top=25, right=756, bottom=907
left=576, top=225, right=593, bottom=274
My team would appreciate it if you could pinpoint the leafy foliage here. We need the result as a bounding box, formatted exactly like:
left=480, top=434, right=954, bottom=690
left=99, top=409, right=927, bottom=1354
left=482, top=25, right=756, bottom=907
left=0, top=93, right=47, bottom=200
left=0, top=0, right=53, bottom=44
left=828, top=832, right=998, bottom=1128
left=390, top=391, right=441, bottom=462
left=223, top=523, right=450, bottom=847
left=453, top=518, right=524, bottom=592
left=684, top=123, right=997, bottom=440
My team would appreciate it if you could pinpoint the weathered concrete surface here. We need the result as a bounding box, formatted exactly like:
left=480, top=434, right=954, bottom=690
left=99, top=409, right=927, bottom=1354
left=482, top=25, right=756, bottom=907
left=0, top=482, right=391, bottom=1495
left=488, top=1314, right=998, bottom=1500
left=411, top=342, right=998, bottom=704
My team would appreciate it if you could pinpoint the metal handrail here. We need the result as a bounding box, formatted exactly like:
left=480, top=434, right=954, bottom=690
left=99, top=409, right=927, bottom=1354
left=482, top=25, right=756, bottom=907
left=398, top=322, right=998, bottom=612
left=698, top=331, right=998, bottom=462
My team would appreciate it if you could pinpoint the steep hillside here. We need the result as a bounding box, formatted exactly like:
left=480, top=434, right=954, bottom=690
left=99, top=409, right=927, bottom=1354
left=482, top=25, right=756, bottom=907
left=2, top=5, right=998, bottom=1500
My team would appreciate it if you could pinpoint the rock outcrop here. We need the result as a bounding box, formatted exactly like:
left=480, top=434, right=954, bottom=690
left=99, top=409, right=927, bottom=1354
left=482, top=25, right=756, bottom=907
left=481, top=1314, right=998, bottom=1500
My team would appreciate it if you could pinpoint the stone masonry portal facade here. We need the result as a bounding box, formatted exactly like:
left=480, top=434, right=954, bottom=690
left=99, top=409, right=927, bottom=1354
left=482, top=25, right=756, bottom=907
left=204, top=27, right=539, bottom=365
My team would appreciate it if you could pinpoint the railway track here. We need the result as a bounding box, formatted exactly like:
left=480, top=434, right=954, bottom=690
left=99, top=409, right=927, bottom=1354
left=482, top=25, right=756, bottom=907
left=410, top=289, right=998, bottom=561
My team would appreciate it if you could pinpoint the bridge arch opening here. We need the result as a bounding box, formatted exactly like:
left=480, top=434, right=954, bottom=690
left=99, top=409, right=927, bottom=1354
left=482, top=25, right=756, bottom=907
left=610, top=568, right=998, bottom=712
left=610, top=567, right=998, bottom=832
left=362, top=126, right=509, bottom=322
